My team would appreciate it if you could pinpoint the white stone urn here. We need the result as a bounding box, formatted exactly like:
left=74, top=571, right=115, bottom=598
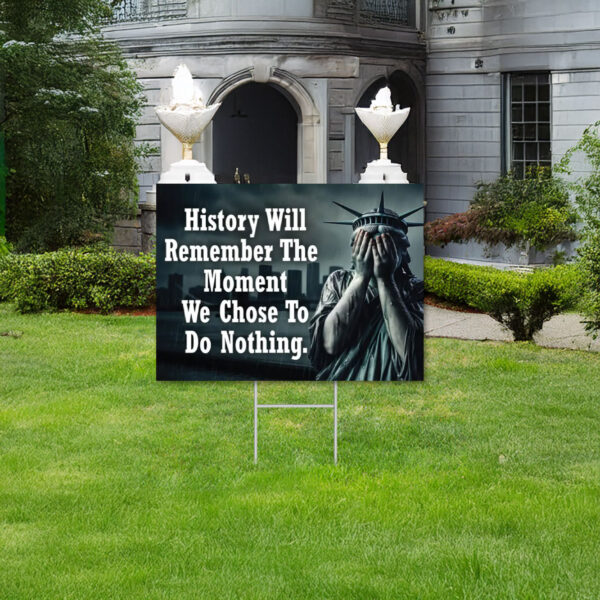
left=355, top=86, right=410, bottom=184
left=154, top=64, right=221, bottom=185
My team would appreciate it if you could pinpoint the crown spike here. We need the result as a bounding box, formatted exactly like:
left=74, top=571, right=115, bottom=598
left=406, top=222, right=424, bottom=227
left=378, top=192, right=385, bottom=213
left=332, top=200, right=362, bottom=218
left=324, top=220, right=355, bottom=226
left=398, top=205, right=425, bottom=220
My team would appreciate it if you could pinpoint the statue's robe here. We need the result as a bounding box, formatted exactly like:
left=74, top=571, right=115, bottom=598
left=308, top=269, right=424, bottom=381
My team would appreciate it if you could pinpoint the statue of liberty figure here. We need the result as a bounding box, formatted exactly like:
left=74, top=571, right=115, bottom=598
left=309, top=193, right=424, bottom=381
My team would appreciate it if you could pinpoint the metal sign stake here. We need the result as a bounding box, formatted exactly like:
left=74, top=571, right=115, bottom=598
left=253, top=380, right=338, bottom=465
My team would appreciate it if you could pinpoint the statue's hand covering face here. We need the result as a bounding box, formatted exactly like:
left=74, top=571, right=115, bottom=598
left=351, top=224, right=411, bottom=271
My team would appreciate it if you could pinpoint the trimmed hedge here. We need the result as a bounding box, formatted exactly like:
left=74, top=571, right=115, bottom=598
left=0, top=248, right=155, bottom=313
left=424, top=257, right=583, bottom=341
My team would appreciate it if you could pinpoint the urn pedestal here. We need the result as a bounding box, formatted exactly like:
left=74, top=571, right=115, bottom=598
left=358, top=158, right=408, bottom=184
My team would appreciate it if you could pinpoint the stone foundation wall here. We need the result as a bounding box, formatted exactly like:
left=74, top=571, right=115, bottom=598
left=110, top=203, right=156, bottom=254
left=111, top=210, right=141, bottom=253
left=140, top=202, right=156, bottom=253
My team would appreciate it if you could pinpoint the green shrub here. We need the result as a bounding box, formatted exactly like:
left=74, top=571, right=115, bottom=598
left=576, top=228, right=600, bottom=336
left=557, top=120, right=600, bottom=337
left=0, top=251, right=25, bottom=300
left=426, top=167, right=578, bottom=251
left=424, top=257, right=582, bottom=341
left=0, top=248, right=155, bottom=313
left=0, top=236, right=12, bottom=257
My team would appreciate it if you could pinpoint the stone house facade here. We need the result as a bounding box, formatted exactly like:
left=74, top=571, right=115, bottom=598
left=105, top=0, right=600, bottom=263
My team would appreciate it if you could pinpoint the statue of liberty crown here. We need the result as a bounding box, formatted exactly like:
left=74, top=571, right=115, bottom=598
left=326, top=192, right=424, bottom=233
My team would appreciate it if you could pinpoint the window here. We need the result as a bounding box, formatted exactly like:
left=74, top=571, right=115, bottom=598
left=504, top=73, right=551, bottom=178
left=359, top=0, right=411, bottom=26
left=325, top=1, right=415, bottom=27
left=111, top=0, right=187, bottom=23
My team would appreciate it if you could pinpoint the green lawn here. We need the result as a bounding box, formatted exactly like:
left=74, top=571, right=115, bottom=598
left=1, top=303, right=599, bottom=599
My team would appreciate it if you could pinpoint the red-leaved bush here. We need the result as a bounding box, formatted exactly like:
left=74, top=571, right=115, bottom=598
left=425, top=208, right=486, bottom=247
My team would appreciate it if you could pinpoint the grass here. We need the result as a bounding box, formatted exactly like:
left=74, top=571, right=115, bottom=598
left=1, top=302, right=599, bottom=599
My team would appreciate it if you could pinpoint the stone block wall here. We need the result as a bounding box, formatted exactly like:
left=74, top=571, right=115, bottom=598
left=111, top=210, right=141, bottom=253
left=111, top=203, right=156, bottom=254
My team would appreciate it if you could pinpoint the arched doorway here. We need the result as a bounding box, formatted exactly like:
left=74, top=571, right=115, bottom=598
left=354, top=71, right=423, bottom=184
left=212, top=82, right=298, bottom=184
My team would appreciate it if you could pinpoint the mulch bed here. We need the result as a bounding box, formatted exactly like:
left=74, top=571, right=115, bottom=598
left=424, top=293, right=483, bottom=314
left=75, top=306, right=156, bottom=316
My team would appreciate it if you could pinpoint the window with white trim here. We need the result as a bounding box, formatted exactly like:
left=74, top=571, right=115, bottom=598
left=505, top=73, right=551, bottom=178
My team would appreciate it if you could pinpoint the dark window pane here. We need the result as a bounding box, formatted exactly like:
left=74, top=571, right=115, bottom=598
left=538, top=83, right=550, bottom=101
left=512, top=143, right=523, bottom=160
left=526, top=143, right=538, bottom=160
left=539, top=103, right=550, bottom=122
left=524, top=124, right=536, bottom=140
left=539, top=123, right=550, bottom=141
left=512, top=84, right=522, bottom=102
left=524, top=104, right=536, bottom=121
left=539, top=142, right=551, bottom=161
left=524, top=84, right=536, bottom=101
left=512, top=105, right=523, bottom=122
left=512, top=124, right=524, bottom=140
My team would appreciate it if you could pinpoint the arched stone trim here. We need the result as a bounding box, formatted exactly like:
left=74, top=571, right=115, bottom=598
left=270, top=68, right=321, bottom=124
left=208, top=67, right=323, bottom=183
left=355, top=72, right=390, bottom=107
left=208, top=68, right=254, bottom=107
left=353, top=61, right=425, bottom=111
